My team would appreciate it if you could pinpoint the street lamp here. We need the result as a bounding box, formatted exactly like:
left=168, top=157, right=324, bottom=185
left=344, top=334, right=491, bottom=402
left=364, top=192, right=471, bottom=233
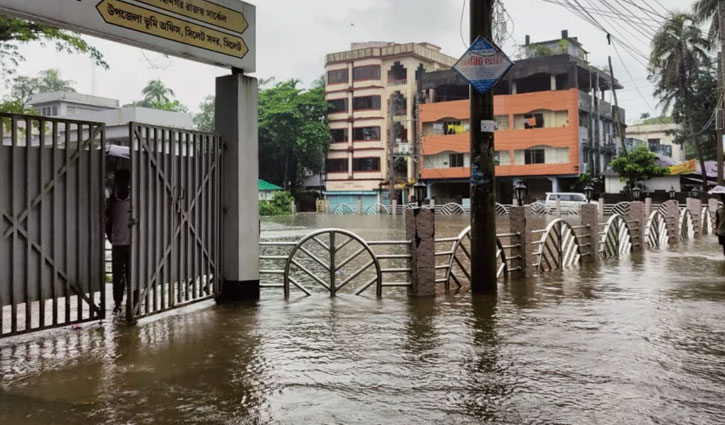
left=632, top=185, right=641, bottom=201
left=413, top=180, right=427, bottom=208
left=689, top=186, right=700, bottom=199
left=669, top=185, right=676, bottom=200
left=514, top=180, right=528, bottom=205
left=583, top=183, right=594, bottom=202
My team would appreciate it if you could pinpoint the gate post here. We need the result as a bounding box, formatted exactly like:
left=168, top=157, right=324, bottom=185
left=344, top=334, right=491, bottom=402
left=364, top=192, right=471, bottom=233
left=509, top=205, right=544, bottom=277
left=392, top=200, right=398, bottom=215
left=687, top=198, right=702, bottom=238
left=644, top=197, right=652, bottom=219
left=628, top=201, right=645, bottom=251
left=598, top=198, right=605, bottom=221
left=216, top=72, right=260, bottom=302
left=406, top=207, right=436, bottom=296
left=664, top=200, right=680, bottom=246
left=580, top=203, right=600, bottom=261
left=709, top=198, right=719, bottom=231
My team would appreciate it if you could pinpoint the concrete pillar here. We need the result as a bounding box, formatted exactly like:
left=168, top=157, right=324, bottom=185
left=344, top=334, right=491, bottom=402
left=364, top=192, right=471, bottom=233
left=644, top=197, right=652, bottom=220
left=509, top=205, right=546, bottom=277
left=429, top=198, right=435, bottom=209
left=598, top=198, right=605, bottom=221
left=216, top=73, right=260, bottom=301
left=550, top=74, right=557, bottom=91
left=580, top=203, right=600, bottom=262
left=406, top=207, right=436, bottom=296
left=709, top=198, right=719, bottom=231
left=628, top=201, right=645, bottom=251
left=664, top=199, right=680, bottom=246
left=555, top=199, right=561, bottom=218
left=357, top=198, right=363, bottom=215
left=687, top=198, right=702, bottom=238
left=392, top=199, right=398, bottom=215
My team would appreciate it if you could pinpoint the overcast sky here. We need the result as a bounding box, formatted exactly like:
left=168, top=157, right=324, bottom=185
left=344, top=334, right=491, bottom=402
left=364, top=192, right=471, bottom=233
left=0, top=0, right=697, bottom=121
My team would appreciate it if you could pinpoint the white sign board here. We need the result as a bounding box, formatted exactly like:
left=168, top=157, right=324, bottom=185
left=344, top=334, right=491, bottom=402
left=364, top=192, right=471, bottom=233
left=0, top=0, right=255, bottom=71
left=453, top=36, right=512, bottom=94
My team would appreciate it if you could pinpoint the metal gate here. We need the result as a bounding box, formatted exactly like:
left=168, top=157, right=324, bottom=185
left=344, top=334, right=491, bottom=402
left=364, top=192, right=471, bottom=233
left=128, top=123, right=222, bottom=320
left=1, top=113, right=106, bottom=337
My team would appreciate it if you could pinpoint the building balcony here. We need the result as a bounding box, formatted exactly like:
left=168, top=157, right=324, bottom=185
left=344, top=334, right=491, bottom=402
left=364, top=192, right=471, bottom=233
left=387, top=78, right=407, bottom=87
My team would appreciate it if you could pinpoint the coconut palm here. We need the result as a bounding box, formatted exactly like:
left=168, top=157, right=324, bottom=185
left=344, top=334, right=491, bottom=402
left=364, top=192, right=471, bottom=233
left=693, top=0, right=719, bottom=43
left=142, top=79, right=175, bottom=104
left=37, top=69, right=75, bottom=93
left=649, top=13, right=712, bottom=189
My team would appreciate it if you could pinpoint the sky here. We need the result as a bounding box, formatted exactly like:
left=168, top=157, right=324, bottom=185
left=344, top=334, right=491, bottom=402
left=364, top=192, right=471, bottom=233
left=0, top=0, right=699, bottom=121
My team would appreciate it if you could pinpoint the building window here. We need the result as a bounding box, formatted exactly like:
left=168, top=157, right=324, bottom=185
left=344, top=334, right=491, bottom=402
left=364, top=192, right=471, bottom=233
left=494, top=150, right=510, bottom=166
left=353, top=157, right=381, bottom=172
left=648, top=138, right=661, bottom=148
left=327, top=69, right=348, bottom=85
left=387, top=62, right=407, bottom=85
left=495, top=115, right=509, bottom=130
left=494, top=151, right=500, bottom=166
left=353, top=95, right=381, bottom=111
left=327, top=159, right=348, bottom=173
left=353, top=65, right=381, bottom=81
left=449, top=153, right=465, bottom=168
left=330, top=128, right=348, bottom=143
left=525, top=149, right=545, bottom=164
left=353, top=126, right=381, bottom=141
left=524, top=113, right=544, bottom=129
left=329, top=98, right=348, bottom=114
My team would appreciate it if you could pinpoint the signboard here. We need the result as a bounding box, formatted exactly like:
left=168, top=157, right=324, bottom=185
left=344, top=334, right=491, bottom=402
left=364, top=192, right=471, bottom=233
left=453, top=36, right=512, bottom=94
left=0, top=0, right=255, bottom=71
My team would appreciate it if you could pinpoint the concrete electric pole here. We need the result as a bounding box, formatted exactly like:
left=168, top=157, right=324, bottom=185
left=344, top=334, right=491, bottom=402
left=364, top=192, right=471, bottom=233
left=469, top=0, right=498, bottom=292
left=717, top=0, right=724, bottom=186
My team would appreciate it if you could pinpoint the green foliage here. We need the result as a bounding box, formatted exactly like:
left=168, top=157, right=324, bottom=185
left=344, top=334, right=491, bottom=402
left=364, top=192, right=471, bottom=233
left=128, top=99, right=188, bottom=113
left=127, top=80, right=188, bottom=112
left=259, top=191, right=294, bottom=216
left=6, top=69, right=75, bottom=106
left=258, top=79, right=330, bottom=191
left=574, top=173, right=593, bottom=191
left=610, top=146, right=669, bottom=188
left=640, top=115, right=674, bottom=125
left=530, top=44, right=552, bottom=58
left=0, top=16, right=107, bottom=75
left=194, top=95, right=215, bottom=132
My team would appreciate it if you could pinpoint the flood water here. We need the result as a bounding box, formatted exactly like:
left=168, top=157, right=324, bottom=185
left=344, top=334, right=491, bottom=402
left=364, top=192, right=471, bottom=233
left=2, top=214, right=725, bottom=424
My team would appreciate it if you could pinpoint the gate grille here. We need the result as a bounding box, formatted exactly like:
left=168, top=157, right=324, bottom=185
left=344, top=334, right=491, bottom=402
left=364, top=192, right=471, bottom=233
left=128, top=123, right=222, bottom=320
left=1, top=113, right=105, bottom=337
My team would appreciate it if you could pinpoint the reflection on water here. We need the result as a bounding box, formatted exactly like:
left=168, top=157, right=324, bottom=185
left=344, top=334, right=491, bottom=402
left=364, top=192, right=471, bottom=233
left=1, top=215, right=725, bottom=424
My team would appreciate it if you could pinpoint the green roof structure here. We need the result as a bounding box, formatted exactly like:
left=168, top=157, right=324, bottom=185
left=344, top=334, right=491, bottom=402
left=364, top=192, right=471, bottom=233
left=259, top=179, right=283, bottom=191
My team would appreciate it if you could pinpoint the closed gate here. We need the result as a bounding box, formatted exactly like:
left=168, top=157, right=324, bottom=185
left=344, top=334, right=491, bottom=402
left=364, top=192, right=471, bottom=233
left=1, top=113, right=106, bottom=337
left=128, top=123, right=222, bottom=320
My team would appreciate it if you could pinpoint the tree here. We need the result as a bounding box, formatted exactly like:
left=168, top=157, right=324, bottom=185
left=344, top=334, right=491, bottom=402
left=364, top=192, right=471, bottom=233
left=693, top=0, right=719, bottom=43
left=194, top=95, right=215, bottom=132
left=610, top=145, right=669, bottom=189
left=9, top=75, right=39, bottom=105
left=649, top=13, right=712, bottom=190
left=258, top=78, right=329, bottom=191
left=0, top=16, right=107, bottom=75
left=142, top=80, right=175, bottom=104
left=37, top=69, right=75, bottom=92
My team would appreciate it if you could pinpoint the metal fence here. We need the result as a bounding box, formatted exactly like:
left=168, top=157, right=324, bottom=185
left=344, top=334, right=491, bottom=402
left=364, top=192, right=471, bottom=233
left=1, top=113, right=106, bottom=337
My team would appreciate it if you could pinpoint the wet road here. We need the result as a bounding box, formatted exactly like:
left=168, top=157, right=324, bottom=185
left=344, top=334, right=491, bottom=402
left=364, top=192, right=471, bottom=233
left=1, top=215, right=725, bottom=424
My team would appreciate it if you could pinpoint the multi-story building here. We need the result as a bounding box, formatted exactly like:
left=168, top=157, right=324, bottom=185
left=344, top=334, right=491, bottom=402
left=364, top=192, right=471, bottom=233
left=418, top=31, right=625, bottom=203
left=323, top=42, right=456, bottom=209
left=625, top=122, right=683, bottom=161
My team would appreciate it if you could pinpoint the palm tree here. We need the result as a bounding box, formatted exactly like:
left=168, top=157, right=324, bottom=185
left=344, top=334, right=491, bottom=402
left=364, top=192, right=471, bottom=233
left=37, top=69, right=75, bottom=93
left=142, top=79, right=175, bottom=104
left=649, top=13, right=712, bottom=189
left=693, top=0, right=719, bottom=43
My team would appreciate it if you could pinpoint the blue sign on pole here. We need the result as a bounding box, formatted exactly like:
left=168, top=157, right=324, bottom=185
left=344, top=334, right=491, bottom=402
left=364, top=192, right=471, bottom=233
left=453, top=36, right=513, bottom=94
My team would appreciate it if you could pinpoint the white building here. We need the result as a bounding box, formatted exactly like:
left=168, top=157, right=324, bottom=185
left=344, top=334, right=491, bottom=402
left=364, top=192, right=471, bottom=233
left=625, top=122, right=684, bottom=162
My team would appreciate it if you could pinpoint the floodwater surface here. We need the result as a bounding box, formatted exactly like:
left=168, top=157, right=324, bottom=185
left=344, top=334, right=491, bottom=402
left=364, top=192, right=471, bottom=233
left=1, top=214, right=725, bottom=424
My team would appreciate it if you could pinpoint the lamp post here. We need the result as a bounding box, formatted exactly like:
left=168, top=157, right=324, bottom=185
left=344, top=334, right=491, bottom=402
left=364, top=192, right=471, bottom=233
left=413, top=180, right=427, bottom=208
left=514, top=180, right=528, bottom=206
left=689, top=186, right=699, bottom=199
left=584, top=183, right=594, bottom=203
left=669, top=185, right=676, bottom=200
left=632, top=185, right=641, bottom=201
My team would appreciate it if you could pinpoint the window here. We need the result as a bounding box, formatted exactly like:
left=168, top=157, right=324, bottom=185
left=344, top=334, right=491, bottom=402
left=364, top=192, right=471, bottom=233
left=494, top=150, right=510, bottom=166
left=330, top=128, right=348, bottom=143
left=449, top=153, right=465, bottom=168
left=353, top=95, right=381, bottom=111
left=648, top=138, right=661, bottom=149
left=353, top=157, right=381, bottom=172
left=326, top=159, right=348, bottom=173
left=353, top=65, right=381, bottom=81
left=525, top=149, right=545, bottom=164
left=524, top=113, right=544, bottom=129
left=353, top=126, right=381, bottom=141
left=51, top=106, right=58, bottom=116
left=327, top=69, right=348, bottom=85
left=494, top=151, right=500, bottom=166
left=329, top=98, right=348, bottom=114
left=495, top=115, right=509, bottom=130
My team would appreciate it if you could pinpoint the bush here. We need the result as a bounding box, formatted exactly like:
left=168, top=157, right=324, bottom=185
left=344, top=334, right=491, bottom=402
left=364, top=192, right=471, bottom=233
left=259, top=191, right=294, bottom=216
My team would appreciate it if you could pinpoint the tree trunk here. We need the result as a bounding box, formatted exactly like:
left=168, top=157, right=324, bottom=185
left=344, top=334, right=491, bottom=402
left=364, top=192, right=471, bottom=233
left=693, top=134, right=709, bottom=192
left=283, top=154, right=289, bottom=190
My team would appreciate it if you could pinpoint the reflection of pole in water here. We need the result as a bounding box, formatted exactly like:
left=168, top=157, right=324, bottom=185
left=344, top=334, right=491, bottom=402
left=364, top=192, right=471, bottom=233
left=404, top=297, right=438, bottom=354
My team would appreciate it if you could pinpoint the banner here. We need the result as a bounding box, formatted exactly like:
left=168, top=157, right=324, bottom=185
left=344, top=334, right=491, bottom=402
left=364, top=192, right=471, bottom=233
left=668, top=159, right=696, bottom=175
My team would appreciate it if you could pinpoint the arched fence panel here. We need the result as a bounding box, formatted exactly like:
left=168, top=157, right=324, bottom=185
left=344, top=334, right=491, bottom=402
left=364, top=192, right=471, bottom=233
left=438, top=203, right=465, bottom=215
left=364, top=203, right=390, bottom=215
left=645, top=210, right=668, bottom=250
left=495, top=203, right=509, bottom=216
left=702, top=207, right=712, bottom=236
left=612, top=202, right=631, bottom=217
left=534, top=219, right=582, bottom=273
left=680, top=208, right=695, bottom=241
left=600, top=214, right=633, bottom=259
left=529, top=202, right=548, bottom=217
left=332, top=203, right=356, bottom=215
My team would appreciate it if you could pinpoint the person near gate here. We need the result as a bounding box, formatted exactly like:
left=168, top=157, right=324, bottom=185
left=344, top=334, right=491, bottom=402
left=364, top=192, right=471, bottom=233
left=105, top=169, right=136, bottom=314
left=716, top=195, right=725, bottom=257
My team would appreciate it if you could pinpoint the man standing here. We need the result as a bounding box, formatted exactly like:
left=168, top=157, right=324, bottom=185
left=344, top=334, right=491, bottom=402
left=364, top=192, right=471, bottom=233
left=716, top=195, right=725, bottom=257
left=105, top=169, right=134, bottom=314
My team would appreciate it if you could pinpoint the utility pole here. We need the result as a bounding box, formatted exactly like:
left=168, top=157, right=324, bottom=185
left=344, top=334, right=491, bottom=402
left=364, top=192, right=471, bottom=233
left=606, top=35, right=627, bottom=158
left=717, top=0, right=724, bottom=186
left=469, top=0, right=498, bottom=293
left=387, top=98, right=397, bottom=205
